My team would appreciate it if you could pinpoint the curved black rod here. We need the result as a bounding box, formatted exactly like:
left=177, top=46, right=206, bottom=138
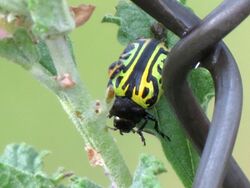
left=131, top=0, right=250, bottom=187
left=163, top=0, right=250, bottom=187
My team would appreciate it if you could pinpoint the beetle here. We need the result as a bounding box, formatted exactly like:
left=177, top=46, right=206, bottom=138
left=107, top=28, right=170, bottom=145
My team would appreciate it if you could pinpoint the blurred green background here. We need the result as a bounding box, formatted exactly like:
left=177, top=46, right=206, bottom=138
left=0, top=0, right=249, bottom=187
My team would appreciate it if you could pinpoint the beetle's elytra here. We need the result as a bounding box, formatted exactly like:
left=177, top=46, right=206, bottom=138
left=108, top=38, right=170, bottom=145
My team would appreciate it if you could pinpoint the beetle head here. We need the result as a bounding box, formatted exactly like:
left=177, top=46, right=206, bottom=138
left=113, top=116, right=135, bottom=133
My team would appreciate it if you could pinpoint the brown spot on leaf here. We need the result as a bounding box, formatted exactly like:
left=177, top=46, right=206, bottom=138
left=94, top=100, right=102, bottom=114
left=85, top=145, right=104, bottom=167
left=75, top=111, right=84, bottom=121
left=55, top=73, right=76, bottom=89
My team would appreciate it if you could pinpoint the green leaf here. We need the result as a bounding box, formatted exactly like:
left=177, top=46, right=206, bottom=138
left=0, top=143, right=56, bottom=188
left=130, top=154, right=166, bottom=188
left=150, top=98, right=199, bottom=188
left=27, top=0, right=75, bottom=38
left=0, top=163, right=56, bottom=188
left=37, top=41, right=57, bottom=75
left=0, top=29, right=39, bottom=69
left=0, top=0, right=75, bottom=38
left=178, top=0, right=187, bottom=4
left=69, top=177, right=102, bottom=188
left=0, top=30, right=74, bottom=77
left=0, top=143, right=103, bottom=188
left=0, top=143, right=49, bottom=174
left=102, top=15, right=122, bottom=26
left=102, top=0, right=183, bottom=47
left=0, top=28, right=57, bottom=75
left=166, top=31, right=180, bottom=49
left=188, top=68, right=214, bottom=111
left=102, top=0, right=156, bottom=45
left=0, top=0, right=28, bottom=15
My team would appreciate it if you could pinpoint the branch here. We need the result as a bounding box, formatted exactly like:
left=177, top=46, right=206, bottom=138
left=44, top=35, right=132, bottom=188
left=0, top=1, right=132, bottom=187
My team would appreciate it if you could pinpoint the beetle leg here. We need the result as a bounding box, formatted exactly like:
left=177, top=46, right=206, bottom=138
left=107, top=126, right=117, bottom=131
left=107, top=125, right=126, bottom=136
left=138, top=118, right=148, bottom=131
left=146, top=113, right=171, bottom=141
left=137, top=131, right=146, bottom=146
left=107, top=113, right=113, bottom=118
left=131, top=129, right=136, bottom=134
left=135, top=120, right=148, bottom=145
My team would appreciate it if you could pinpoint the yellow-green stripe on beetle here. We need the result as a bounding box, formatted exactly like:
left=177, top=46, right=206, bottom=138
left=107, top=35, right=171, bottom=145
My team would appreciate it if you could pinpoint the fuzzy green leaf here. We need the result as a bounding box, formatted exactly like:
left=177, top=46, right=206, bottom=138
left=179, top=0, right=187, bottom=4
left=188, top=68, right=215, bottom=110
left=27, top=0, right=75, bottom=38
left=0, top=28, right=56, bottom=75
left=0, top=143, right=56, bottom=188
left=102, top=15, right=122, bottom=26
left=0, top=0, right=75, bottom=38
left=0, top=0, right=28, bottom=15
left=0, top=143, right=49, bottom=174
left=0, top=143, right=103, bottom=188
left=37, top=40, right=57, bottom=75
left=0, top=29, right=39, bottom=69
left=130, top=154, right=166, bottom=188
left=166, top=31, right=180, bottom=49
left=0, top=30, right=74, bottom=76
left=0, top=163, right=56, bottom=188
left=102, top=0, right=156, bottom=45
left=102, top=0, right=182, bottom=47
left=150, top=98, right=199, bottom=188
left=69, top=177, right=102, bottom=188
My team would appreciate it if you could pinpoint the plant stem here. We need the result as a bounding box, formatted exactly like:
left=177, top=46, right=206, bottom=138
left=43, top=36, right=132, bottom=188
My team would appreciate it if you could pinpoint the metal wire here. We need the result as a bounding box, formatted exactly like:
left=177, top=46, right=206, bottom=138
left=131, top=0, right=250, bottom=187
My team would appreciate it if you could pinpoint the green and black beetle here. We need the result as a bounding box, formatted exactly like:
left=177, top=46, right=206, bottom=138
left=107, top=25, right=170, bottom=145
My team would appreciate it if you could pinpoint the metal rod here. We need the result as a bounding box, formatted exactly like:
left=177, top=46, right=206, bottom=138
left=163, top=0, right=250, bottom=187
left=131, top=0, right=250, bottom=187
left=165, top=1, right=249, bottom=187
